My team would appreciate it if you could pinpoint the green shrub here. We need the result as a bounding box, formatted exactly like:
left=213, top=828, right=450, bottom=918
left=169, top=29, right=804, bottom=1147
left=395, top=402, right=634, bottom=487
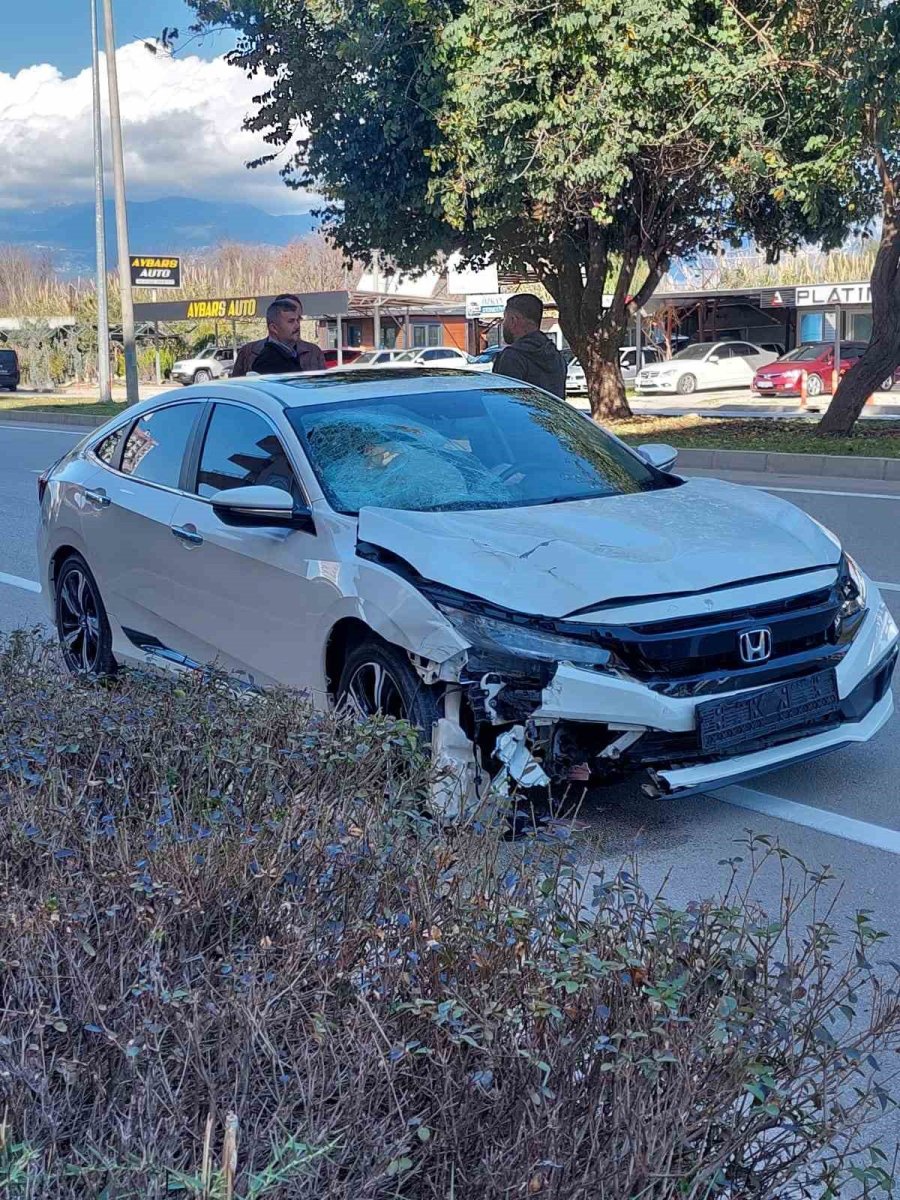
left=0, top=632, right=899, bottom=1198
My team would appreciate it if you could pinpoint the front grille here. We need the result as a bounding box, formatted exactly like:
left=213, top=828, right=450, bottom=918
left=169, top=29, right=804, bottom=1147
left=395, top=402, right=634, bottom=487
left=603, top=579, right=860, bottom=696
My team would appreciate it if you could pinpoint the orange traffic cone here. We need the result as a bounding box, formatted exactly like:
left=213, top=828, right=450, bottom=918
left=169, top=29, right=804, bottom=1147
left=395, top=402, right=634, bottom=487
left=799, top=370, right=807, bottom=411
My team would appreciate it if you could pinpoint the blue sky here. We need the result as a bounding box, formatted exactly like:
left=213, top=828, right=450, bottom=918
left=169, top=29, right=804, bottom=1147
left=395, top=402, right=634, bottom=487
left=3, top=1, right=233, bottom=76
left=0, top=3, right=309, bottom=214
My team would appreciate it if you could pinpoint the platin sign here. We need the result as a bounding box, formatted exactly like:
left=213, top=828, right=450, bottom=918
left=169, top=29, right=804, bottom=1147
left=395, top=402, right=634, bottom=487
left=795, top=282, right=871, bottom=308
left=130, top=256, right=182, bottom=289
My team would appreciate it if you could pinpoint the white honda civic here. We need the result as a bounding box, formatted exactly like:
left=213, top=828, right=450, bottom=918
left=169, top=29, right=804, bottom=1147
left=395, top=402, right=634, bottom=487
left=37, top=369, right=897, bottom=803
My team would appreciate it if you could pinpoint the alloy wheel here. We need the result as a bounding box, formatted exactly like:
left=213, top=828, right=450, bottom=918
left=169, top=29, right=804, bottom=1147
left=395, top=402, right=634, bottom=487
left=58, top=567, right=102, bottom=673
left=345, top=661, right=407, bottom=719
left=806, top=373, right=823, bottom=397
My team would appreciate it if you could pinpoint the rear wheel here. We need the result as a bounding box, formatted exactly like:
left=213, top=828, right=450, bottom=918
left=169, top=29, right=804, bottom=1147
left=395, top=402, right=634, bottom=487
left=55, top=555, right=115, bottom=677
left=193, top=368, right=212, bottom=384
left=676, top=373, right=697, bottom=395
left=337, top=638, right=440, bottom=734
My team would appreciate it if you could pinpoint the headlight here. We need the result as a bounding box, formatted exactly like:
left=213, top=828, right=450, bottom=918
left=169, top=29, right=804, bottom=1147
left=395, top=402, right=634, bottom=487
left=436, top=603, right=613, bottom=670
left=840, top=554, right=868, bottom=618
left=781, top=369, right=801, bottom=384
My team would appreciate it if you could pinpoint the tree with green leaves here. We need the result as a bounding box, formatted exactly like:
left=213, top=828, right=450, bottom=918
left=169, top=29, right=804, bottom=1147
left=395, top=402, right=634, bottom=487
left=810, top=0, right=900, bottom=434
left=185, top=0, right=859, bottom=420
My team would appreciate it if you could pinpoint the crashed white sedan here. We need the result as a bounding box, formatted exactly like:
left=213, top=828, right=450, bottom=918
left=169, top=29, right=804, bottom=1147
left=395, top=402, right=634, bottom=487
left=38, top=369, right=898, bottom=805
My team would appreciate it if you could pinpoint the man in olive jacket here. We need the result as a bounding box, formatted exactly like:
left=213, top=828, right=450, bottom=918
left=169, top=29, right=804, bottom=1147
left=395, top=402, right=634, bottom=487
left=492, top=293, right=567, bottom=399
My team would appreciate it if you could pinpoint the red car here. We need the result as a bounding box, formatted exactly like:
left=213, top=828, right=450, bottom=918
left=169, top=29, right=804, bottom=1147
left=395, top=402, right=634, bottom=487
left=323, top=348, right=363, bottom=369
left=753, top=342, right=896, bottom=398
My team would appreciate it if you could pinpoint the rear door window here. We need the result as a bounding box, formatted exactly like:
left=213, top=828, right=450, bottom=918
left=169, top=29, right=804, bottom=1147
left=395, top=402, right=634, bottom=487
left=195, top=403, right=300, bottom=501
left=120, top=403, right=203, bottom=489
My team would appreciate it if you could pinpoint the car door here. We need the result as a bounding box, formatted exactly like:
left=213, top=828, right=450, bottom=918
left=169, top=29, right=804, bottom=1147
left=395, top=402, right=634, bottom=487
left=82, top=400, right=207, bottom=653
left=620, top=349, right=637, bottom=382
left=711, top=344, right=744, bottom=386
left=164, top=400, right=337, bottom=693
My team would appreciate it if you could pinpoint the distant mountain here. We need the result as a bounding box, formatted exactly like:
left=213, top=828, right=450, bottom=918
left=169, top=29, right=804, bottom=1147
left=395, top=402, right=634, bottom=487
left=0, top=197, right=319, bottom=275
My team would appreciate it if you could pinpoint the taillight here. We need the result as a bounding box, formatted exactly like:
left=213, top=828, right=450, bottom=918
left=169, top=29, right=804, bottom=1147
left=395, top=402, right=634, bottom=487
left=37, top=472, right=49, bottom=504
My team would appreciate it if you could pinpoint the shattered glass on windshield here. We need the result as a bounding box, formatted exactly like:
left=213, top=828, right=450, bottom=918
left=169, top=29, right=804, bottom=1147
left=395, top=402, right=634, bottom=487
left=288, top=388, right=674, bottom=514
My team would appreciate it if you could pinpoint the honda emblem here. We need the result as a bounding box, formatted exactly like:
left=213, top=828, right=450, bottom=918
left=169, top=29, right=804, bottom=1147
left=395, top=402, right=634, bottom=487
left=739, top=628, right=773, bottom=664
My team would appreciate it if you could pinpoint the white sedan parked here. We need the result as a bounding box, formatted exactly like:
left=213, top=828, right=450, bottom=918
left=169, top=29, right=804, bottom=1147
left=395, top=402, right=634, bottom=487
left=635, top=341, right=778, bottom=395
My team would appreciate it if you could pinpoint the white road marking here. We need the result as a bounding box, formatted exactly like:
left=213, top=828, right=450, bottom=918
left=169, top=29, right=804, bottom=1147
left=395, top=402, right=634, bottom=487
left=0, top=570, right=41, bottom=594
left=763, top=485, right=900, bottom=501
left=0, top=423, right=85, bottom=435
left=715, top=784, right=900, bottom=855
left=877, top=581, right=900, bottom=593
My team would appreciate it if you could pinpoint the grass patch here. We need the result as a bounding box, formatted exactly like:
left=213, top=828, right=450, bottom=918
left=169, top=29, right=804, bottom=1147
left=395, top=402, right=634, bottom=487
left=0, top=394, right=126, bottom=418
left=612, top=414, right=900, bottom=457
left=2, top=632, right=900, bottom=1197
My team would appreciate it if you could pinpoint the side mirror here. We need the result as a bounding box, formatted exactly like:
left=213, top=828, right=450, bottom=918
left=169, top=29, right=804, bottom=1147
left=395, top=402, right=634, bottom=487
left=209, top=485, right=315, bottom=531
left=638, top=443, right=678, bottom=472
left=708, top=354, right=720, bottom=364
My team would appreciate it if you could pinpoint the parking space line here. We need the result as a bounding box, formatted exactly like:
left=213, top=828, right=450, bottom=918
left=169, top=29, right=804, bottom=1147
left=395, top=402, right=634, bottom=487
left=0, top=571, right=41, bottom=594
left=714, top=784, right=900, bottom=855
left=877, top=581, right=900, bottom=593
left=763, top=486, right=900, bottom=501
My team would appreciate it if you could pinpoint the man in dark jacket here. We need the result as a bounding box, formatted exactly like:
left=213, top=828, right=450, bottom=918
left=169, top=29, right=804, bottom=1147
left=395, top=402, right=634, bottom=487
left=232, top=294, right=326, bottom=376
left=492, top=293, right=567, bottom=399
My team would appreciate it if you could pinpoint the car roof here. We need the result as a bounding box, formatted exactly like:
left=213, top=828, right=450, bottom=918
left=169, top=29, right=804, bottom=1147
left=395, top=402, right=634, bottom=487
left=258, top=367, right=517, bottom=406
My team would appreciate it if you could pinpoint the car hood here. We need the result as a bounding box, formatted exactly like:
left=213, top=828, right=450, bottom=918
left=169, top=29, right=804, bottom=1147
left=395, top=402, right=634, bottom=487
left=356, top=478, right=840, bottom=619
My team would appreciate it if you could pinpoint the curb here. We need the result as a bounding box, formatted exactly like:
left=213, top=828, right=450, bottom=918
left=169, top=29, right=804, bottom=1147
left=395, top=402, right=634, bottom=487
left=0, top=409, right=106, bottom=430
left=676, top=447, right=900, bottom=482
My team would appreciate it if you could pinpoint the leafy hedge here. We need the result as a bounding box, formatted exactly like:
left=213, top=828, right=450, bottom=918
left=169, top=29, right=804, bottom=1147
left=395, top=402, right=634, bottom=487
left=1, top=632, right=898, bottom=1198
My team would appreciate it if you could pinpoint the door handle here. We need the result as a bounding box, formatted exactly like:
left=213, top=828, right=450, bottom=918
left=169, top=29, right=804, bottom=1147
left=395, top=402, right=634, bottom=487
left=171, top=524, right=204, bottom=546
left=84, top=487, right=111, bottom=508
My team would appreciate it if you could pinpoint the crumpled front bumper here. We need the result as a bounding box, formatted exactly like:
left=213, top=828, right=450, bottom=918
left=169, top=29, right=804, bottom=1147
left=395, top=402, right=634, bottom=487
left=531, top=594, right=899, bottom=798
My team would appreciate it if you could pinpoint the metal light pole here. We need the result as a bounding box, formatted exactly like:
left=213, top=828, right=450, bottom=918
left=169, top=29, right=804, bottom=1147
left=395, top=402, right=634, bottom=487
left=100, top=0, right=139, bottom=403
left=90, top=0, right=112, bottom=404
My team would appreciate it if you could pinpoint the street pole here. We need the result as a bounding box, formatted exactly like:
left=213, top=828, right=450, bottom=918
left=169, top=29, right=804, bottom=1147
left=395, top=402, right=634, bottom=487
left=90, top=0, right=111, bottom=404
left=100, top=0, right=139, bottom=404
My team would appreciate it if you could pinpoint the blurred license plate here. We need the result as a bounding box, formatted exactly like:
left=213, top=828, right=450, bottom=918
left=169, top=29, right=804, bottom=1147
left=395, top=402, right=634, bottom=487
left=697, top=670, right=839, bottom=753
left=755, top=380, right=774, bottom=389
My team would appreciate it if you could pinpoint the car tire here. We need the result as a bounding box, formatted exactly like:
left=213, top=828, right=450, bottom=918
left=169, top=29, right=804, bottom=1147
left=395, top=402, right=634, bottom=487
left=881, top=376, right=894, bottom=392
left=55, top=554, right=116, bottom=677
left=676, top=373, right=697, bottom=395
left=806, top=373, right=824, bottom=397
left=193, top=369, right=212, bottom=384
left=8, top=385, right=16, bottom=392
left=337, top=637, right=440, bottom=734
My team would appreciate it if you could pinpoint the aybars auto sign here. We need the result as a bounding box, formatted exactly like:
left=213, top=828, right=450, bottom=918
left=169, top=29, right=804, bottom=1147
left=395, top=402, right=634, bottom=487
left=130, top=256, right=182, bottom=289
left=795, top=282, right=871, bottom=307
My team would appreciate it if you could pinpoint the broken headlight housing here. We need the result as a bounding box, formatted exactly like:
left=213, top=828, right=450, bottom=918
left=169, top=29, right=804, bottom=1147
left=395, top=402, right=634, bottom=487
left=840, top=553, right=867, bottom=619
left=435, top=603, right=614, bottom=670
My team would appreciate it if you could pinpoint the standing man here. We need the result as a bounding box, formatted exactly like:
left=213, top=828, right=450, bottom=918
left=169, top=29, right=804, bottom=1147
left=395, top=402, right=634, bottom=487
left=492, top=293, right=567, bottom=399
left=231, top=294, right=326, bottom=376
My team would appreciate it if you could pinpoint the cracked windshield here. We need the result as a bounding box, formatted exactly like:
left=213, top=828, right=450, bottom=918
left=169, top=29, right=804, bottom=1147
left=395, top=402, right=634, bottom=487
left=288, top=388, right=669, bottom=513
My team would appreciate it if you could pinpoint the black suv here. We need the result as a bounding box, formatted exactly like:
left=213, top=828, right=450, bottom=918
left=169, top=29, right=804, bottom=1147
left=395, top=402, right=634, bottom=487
left=0, top=348, right=20, bottom=391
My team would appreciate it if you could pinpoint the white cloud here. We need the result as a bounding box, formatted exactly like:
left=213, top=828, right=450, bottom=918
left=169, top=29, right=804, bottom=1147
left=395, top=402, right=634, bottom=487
left=0, top=42, right=311, bottom=212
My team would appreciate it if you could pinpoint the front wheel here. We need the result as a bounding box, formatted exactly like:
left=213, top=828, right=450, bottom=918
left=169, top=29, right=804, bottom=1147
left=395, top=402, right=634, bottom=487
left=806, top=373, right=824, bottom=398
left=337, top=638, right=440, bottom=733
left=881, top=376, right=894, bottom=392
left=676, top=373, right=697, bottom=395
left=193, top=369, right=212, bottom=384
left=55, top=555, right=116, bottom=676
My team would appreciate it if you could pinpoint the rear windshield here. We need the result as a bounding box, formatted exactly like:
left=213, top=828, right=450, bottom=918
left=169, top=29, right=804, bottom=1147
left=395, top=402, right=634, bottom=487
left=287, top=386, right=675, bottom=514
left=0, top=350, right=17, bottom=367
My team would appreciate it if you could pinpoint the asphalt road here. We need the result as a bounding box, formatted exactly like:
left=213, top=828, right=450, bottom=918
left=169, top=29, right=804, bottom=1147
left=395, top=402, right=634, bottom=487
left=4, top=419, right=900, bottom=1157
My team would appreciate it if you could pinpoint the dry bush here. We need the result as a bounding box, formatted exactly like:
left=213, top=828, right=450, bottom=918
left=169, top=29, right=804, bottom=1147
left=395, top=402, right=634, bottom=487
left=1, top=632, right=900, bottom=1198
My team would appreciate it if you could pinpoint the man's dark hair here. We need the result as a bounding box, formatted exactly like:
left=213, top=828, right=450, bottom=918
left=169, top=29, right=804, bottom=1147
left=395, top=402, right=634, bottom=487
left=506, top=293, right=544, bottom=326
left=274, top=292, right=304, bottom=313
left=267, top=298, right=301, bottom=325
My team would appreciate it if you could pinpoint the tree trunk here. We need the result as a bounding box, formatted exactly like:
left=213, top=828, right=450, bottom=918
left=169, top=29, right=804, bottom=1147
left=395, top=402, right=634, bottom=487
left=585, top=341, right=632, bottom=421
left=818, top=188, right=900, bottom=435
